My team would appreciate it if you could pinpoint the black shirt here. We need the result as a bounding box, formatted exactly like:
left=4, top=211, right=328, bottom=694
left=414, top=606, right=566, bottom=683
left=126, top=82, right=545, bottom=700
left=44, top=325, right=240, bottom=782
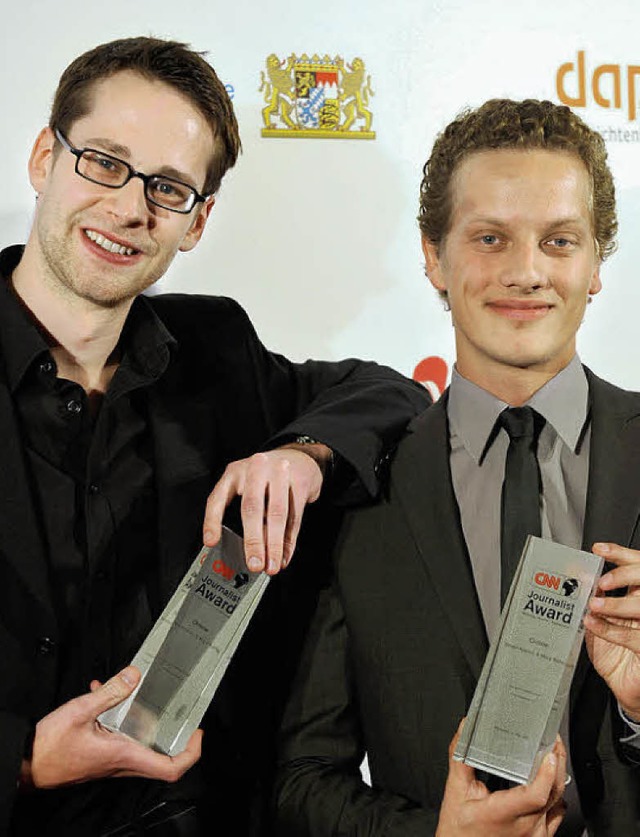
left=0, top=246, right=199, bottom=834
left=0, top=245, right=175, bottom=702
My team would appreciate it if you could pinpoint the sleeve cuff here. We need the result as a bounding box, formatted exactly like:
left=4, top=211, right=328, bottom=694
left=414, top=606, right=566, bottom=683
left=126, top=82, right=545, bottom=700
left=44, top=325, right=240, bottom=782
left=618, top=702, right=640, bottom=747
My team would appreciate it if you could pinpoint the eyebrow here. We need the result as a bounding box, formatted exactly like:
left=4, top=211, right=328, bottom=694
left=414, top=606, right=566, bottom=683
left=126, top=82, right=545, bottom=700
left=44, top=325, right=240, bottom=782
left=466, top=215, right=589, bottom=229
left=545, top=216, right=590, bottom=228
left=83, top=137, right=131, bottom=158
left=81, top=136, right=199, bottom=188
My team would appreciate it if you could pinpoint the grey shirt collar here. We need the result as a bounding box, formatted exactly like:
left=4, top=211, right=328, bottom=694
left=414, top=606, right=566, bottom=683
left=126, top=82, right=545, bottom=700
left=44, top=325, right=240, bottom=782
left=448, top=354, right=589, bottom=465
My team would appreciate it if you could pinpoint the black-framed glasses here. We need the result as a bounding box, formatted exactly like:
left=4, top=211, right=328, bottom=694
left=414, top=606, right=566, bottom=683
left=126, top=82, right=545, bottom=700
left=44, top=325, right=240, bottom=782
left=54, top=128, right=210, bottom=214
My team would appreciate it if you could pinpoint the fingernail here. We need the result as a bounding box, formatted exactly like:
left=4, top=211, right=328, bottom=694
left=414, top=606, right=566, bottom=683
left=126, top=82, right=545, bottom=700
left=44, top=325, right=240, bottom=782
left=593, top=542, right=610, bottom=554
left=203, top=529, right=214, bottom=544
left=119, top=667, right=137, bottom=687
left=546, top=752, right=557, bottom=768
left=590, top=597, right=605, bottom=609
left=248, top=556, right=262, bottom=572
left=268, top=559, right=278, bottom=574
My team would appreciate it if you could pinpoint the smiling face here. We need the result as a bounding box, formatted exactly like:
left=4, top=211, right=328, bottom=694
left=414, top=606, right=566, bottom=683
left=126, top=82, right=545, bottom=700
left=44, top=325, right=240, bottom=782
left=422, top=148, right=601, bottom=394
left=26, top=70, right=215, bottom=309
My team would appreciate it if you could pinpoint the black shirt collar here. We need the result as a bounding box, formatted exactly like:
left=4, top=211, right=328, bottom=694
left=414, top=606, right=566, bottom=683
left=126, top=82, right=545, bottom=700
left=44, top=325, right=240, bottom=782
left=0, top=245, right=176, bottom=394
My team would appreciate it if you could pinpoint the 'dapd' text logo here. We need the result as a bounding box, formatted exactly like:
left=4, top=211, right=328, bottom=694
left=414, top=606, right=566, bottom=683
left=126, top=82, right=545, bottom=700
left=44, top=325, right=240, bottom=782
left=557, top=50, right=640, bottom=121
left=260, top=53, right=375, bottom=139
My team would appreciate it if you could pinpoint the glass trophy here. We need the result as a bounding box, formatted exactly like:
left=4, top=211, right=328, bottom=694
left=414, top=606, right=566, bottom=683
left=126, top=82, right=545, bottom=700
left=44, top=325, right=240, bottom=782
left=99, top=526, right=269, bottom=755
left=454, top=536, right=603, bottom=784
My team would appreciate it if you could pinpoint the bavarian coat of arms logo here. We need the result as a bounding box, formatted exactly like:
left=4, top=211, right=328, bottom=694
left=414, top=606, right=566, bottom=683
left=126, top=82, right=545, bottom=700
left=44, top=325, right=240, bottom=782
left=260, top=53, right=375, bottom=138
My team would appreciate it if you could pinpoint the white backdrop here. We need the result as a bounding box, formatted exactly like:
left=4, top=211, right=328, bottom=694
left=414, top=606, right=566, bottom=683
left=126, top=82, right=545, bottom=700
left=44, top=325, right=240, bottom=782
left=2, top=0, right=639, bottom=394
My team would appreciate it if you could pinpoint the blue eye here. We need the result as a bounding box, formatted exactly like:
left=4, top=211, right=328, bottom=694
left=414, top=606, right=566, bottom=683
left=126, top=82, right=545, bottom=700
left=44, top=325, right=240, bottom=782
left=82, top=151, right=119, bottom=172
left=155, top=182, right=178, bottom=197
left=148, top=177, right=193, bottom=208
left=80, top=151, right=126, bottom=183
left=96, top=155, right=117, bottom=171
left=480, top=234, right=498, bottom=245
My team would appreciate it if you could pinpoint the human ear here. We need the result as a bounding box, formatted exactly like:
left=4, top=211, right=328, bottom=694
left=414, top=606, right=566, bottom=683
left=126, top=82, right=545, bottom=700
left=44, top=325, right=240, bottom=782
left=179, top=197, right=215, bottom=252
left=28, top=127, right=56, bottom=194
left=421, top=236, right=447, bottom=294
left=588, top=264, right=602, bottom=297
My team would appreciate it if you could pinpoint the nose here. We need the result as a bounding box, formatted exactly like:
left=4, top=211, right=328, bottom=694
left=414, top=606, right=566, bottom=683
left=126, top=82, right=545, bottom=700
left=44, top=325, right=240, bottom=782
left=500, top=240, right=549, bottom=291
left=103, top=175, right=149, bottom=225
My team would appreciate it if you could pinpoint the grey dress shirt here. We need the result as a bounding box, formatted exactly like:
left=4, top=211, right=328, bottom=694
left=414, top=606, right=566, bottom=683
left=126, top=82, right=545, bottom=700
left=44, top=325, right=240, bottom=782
left=448, top=354, right=590, bottom=642
left=448, top=356, right=593, bottom=833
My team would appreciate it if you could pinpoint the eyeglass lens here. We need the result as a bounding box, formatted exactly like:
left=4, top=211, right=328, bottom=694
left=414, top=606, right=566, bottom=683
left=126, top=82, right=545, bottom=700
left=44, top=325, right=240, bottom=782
left=78, top=150, right=196, bottom=211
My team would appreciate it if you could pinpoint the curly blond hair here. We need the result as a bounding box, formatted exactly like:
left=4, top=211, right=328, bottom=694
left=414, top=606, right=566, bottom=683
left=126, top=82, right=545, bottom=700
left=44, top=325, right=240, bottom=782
left=418, top=99, right=616, bottom=260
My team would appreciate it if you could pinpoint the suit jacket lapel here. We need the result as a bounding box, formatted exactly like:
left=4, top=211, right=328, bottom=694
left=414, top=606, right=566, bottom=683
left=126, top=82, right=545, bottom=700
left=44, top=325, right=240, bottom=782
left=392, top=396, right=489, bottom=679
left=573, top=368, right=640, bottom=707
left=582, top=369, right=640, bottom=552
left=0, top=369, right=54, bottom=618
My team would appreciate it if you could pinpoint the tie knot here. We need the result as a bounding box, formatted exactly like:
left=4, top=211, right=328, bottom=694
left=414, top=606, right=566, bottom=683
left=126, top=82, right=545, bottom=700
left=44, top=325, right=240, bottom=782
left=499, top=406, right=539, bottom=441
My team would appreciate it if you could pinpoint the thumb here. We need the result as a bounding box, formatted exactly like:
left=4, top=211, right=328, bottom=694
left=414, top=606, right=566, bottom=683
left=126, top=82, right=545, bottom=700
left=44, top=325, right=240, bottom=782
left=446, top=750, right=479, bottom=793
left=83, top=666, right=141, bottom=717
left=446, top=718, right=479, bottom=794
left=445, top=718, right=490, bottom=802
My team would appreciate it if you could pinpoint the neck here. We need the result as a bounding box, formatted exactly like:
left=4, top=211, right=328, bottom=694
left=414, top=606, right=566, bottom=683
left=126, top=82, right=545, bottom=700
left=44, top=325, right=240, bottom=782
left=455, top=356, right=575, bottom=407
left=11, top=244, right=131, bottom=395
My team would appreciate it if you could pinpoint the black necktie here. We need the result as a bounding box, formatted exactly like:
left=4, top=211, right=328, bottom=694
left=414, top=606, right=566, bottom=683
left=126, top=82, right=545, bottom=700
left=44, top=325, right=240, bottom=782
left=499, top=406, right=543, bottom=606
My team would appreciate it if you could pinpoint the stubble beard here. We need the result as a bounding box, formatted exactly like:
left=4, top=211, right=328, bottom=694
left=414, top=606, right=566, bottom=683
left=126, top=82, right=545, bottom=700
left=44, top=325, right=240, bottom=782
left=36, top=221, right=167, bottom=311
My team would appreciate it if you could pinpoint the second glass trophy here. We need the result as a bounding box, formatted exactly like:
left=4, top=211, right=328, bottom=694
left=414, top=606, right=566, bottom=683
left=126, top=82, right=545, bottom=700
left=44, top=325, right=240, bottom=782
left=454, top=536, right=603, bottom=784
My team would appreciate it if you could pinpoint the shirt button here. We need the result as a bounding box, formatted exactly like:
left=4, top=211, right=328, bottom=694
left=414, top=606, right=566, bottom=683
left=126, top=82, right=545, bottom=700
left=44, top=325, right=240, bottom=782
left=39, top=360, right=54, bottom=374
left=66, top=399, right=82, bottom=414
left=37, top=637, right=56, bottom=656
left=88, top=484, right=99, bottom=495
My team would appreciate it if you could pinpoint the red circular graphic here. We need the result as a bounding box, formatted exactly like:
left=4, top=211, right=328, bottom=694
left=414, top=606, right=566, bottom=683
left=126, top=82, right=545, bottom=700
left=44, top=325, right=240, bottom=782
left=412, top=356, right=449, bottom=400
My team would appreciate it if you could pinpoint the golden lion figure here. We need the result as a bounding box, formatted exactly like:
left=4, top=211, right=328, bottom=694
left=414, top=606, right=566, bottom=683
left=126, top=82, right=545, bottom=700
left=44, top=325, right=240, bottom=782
left=339, top=57, right=374, bottom=132
left=260, top=54, right=297, bottom=129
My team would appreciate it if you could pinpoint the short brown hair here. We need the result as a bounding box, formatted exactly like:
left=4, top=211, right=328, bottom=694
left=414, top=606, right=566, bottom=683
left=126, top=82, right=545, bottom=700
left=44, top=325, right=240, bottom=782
left=418, top=98, right=617, bottom=260
left=49, top=36, right=241, bottom=195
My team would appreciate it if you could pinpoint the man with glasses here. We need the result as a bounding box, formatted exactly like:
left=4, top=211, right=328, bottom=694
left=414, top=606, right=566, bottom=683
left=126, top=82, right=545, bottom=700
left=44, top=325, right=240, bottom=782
left=0, top=37, right=428, bottom=836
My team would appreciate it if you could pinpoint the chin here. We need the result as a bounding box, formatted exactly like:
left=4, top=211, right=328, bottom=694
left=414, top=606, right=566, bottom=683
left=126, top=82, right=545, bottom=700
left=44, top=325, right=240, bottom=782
left=74, top=284, right=143, bottom=309
left=494, top=350, right=558, bottom=370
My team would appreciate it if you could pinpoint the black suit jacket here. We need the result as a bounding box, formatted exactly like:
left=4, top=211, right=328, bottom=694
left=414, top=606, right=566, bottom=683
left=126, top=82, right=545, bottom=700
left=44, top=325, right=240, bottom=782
left=0, top=290, right=430, bottom=835
left=276, top=369, right=640, bottom=836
